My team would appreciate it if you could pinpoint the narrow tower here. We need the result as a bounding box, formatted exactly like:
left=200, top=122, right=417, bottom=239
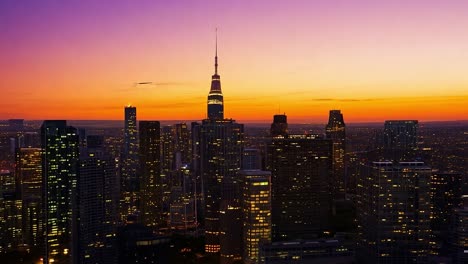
left=207, top=29, right=224, bottom=120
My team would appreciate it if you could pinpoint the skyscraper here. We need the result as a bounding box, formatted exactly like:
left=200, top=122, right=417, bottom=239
left=356, top=161, right=431, bottom=263
left=41, top=120, right=79, bottom=264
left=139, top=121, right=163, bottom=229
left=325, top=110, right=346, bottom=200
left=173, top=123, right=191, bottom=169
left=78, top=135, right=118, bottom=264
left=192, top=35, right=244, bottom=255
left=383, top=120, right=418, bottom=160
left=121, top=106, right=139, bottom=221
left=0, top=170, right=22, bottom=253
left=267, top=129, right=332, bottom=241
left=430, top=172, right=463, bottom=256
left=240, top=170, right=272, bottom=264
left=270, top=114, right=288, bottom=137
left=16, top=148, right=42, bottom=248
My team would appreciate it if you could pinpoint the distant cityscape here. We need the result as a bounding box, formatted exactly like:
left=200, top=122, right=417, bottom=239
left=0, top=41, right=467, bottom=264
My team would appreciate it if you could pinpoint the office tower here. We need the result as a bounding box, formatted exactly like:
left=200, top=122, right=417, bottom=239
left=240, top=170, right=271, bottom=264
left=18, top=132, right=41, bottom=148
left=161, top=125, right=175, bottom=185
left=41, top=120, right=79, bottom=264
left=270, top=114, right=288, bottom=137
left=356, top=161, right=431, bottom=263
left=430, top=172, right=462, bottom=256
left=116, top=223, right=170, bottom=264
left=121, top=106, right=139, bottom=221
left=173, top=123, right=191, bottom=169
left=242, top=149, right=262, bottom=170
left=168, top=165, right=197, bottom=231
left=192, top=37, right=244, bottom=254
left=192, top=119, right=244, bottom=253
left=267, top=132, right=332, bottom=241
left=77, top=135, right=118, bottom=264
left=325, top=110, right=346, bottom=200
left=383, top=120, right=418, bottom=160
left=219, top=201, right=242, bottom=264
left=16, top=148, right=42, bottom=248
left=168, top=186, right=196, bottom=231
left=207, top=31, right=224, bottom=120
left=139, top=121, right=163, bottom=229
left=0, top=170, right=22, bottom=253
left=451, top=197, right=468, bottom=264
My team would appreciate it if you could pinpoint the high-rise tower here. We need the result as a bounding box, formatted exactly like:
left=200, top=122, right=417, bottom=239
left=207, top=30, right=224, bottom=120
left=121, top=106, right=139, bottom=221
left=41, top=120, right=79, bottom=264
left=325, top=110, right=346, bottom=200
left=356, top=161, right=431, bottom=263
left=139, top=121, right=163, bottom=229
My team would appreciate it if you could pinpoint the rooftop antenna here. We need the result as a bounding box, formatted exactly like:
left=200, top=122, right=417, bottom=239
left=215, top=27, right=218, bottom=75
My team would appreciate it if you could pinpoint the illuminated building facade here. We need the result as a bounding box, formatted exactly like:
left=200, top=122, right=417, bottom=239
left=267, top=133, right=332, bottom=241
left=451, top=198, right=468, bottom=264
left=121, top=106, right=139, bottom=221
left=356, top=161, right=431, bottom=263
left=240, top=170, right=272, bottom=264
left=0, top=170, right=22, bottom=253
left=139, top=121, right=163, bottom=229
left=430, top=172, right=462, bottom=256
left=41, top=120, right=79, bottom=264
left=325, top=110, right=346, bottom=200
left=16, top=148, right=42, bottom=248
left=78, top=135, right=118, bottom=264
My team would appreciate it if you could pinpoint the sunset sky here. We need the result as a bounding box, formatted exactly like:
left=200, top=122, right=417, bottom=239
left=1, top=0, right=467, bottom=123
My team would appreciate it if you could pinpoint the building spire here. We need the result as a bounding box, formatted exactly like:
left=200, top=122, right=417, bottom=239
left=215, top=28, right=218, bottom=75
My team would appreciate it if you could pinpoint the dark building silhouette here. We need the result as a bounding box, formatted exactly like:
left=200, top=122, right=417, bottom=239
left=383, top=120, right=418, bottom=160
left=356, top=161, right=431, bottom=263
left=117, top=223, right=170, bottom=264
left=242, top=148, right=262, bottom=170
left=260, top=239, right=354, bottom=264
left=325, top=110, right=346, bottom=200
left=139, top=121, right=163, bottom=229
left=270, top=114, right=288, bottom=137
left=192, top=119, right=244, bottom=254
left=41, top=120, right=79, bottom=264
left=219, top=201, right=243, bottom=264
left=121, top=106, right=139, bottom=221
left=267, top=132, right=332, bottom=241
left=77, top=135, right=118, bottom=264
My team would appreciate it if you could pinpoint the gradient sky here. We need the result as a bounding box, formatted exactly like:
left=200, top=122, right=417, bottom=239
left=1, top=0, right=467, bottom=123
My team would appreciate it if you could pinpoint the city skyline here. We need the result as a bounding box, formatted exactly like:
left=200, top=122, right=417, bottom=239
left=1, top=0, right=468, bottom=122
